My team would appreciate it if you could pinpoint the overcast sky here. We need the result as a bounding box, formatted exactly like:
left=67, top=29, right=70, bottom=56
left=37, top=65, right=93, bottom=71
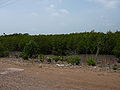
left=0, top=0, right=120, bottom=35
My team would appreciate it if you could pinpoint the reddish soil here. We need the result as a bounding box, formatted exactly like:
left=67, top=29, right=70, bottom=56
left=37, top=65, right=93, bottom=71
left=0, top=58, right=120, bottom=90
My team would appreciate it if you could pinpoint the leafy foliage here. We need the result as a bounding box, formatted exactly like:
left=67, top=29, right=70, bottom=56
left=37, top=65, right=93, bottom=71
left=112, top=65, right=119, bottom=70
left=53, top=56, right=64, bottom=62
left=87, top=58, right=96, bottom=66
left=22, top=40, right=39, bottom=58
left=20, top=53, right=29, bottom=60
left=67, top=57, right=81, bottom=65
left=46, top=58, right=52, bottom=63
left=113, top=39, right=120, bottom=57
left=117, top=58, right=120, bottom=63
left=0, top=31, right=120, bottom=57
left=0, top=44, right=9, bottom=57
left=38, top=54, right=45, bottom=62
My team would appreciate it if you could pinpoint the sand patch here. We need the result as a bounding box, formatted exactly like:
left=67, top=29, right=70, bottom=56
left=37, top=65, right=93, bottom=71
left=0, top=68, right=24, bottom=75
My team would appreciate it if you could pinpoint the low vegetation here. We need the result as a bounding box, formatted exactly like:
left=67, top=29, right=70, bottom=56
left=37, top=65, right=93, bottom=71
left=38, top=54, right=45, bottom=62
left=0, top=31, right=120, bottom=67
left=87, top=58, right=96, bottom=66
left=112, top=65, right=120, bottom=70
left=20, top=53, right=29, bottom=60
left=0, top=44, right=9, bottom=57
left=67, top=57, right=81, bottom=65
left=117, top=58, right=120, bottom=63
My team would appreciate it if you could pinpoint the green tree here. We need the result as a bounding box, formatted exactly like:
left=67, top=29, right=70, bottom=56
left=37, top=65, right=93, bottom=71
left=0, top=44, right=9, bottom=57
left=113, top=39, right=120, bottom=57
left=22, top=40, right=39, bottom=58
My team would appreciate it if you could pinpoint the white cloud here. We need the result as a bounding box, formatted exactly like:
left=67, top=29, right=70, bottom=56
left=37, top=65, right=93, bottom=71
left=46, top=4, right=70, bottom=17
left=89, top=0, right=120, bottom=8
left=46, top=4, right=55, bottom=10
left=59, top=9, right=69, bottom=14
left=49, top=4, right=55, bottom=8
left=51, top=9, right=69, bottom=17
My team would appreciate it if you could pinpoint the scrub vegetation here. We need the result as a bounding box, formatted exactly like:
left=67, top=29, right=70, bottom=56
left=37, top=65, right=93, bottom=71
left=0, top=31, right=120, bottom=66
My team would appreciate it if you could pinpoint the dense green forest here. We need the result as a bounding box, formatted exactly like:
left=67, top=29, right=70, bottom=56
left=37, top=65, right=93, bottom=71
left=0, top=31, right=120, bottom=58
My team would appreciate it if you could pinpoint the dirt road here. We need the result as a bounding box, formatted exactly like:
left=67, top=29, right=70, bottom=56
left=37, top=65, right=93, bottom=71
left=0, top=59, right=120, bottom=90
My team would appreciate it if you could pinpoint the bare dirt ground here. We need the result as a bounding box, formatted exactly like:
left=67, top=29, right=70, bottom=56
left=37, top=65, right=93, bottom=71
left=0, top=58, right=120, bottom=90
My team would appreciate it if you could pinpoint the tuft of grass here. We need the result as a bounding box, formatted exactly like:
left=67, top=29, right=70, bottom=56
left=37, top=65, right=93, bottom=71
left=53, top=57, right=60, bottom=62
left=53, top=56, right=65, bottom=62
left=46, top=58, right=52, bottom=63
left=38, top=54, right=45, bottom=62
left=20, top=53, right=29, bottom=60
left=87, top=58, right=96, bottom=66
left=67, top=57, right=81, bottom=65
left=112, top=65, right=119, bottom=70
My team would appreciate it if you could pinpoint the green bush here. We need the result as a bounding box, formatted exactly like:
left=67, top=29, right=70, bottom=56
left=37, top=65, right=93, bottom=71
left=60, top=56, right=65, bottom=62
left=46, top=57, right=52, bottom=63
left=3, top=51, right=9, bottom=57
left=117, top=58, right=120, bottom=63
left=112, top=65, right=118, bottom=70
left=53, top=56, right=64, bottom=62
left=87, top=58, right=96, bottom=66
left=67, top=57, right=81, bottom=65
left=113, top=42, right=120, bottom=58
left=22, top=40, right=39, bottom=58
left=20, top=53, right=29, bottom=60
left=38, top=54, right=45, bottom=62
left=53, top=57, right=60, bottom=62
left=0, top=51, right=9, bottom=57
left=0, top=45, right=9, bottom=57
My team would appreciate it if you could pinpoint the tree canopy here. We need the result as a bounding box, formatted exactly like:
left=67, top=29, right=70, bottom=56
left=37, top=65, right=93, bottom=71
left=0, top=31, right=120, bottom=57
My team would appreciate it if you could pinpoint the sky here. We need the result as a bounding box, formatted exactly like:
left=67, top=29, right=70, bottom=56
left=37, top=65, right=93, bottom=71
left=0, top=0, right=120, bottom=35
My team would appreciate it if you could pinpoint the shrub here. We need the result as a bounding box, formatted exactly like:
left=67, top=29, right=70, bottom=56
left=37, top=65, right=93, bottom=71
left=113, top=42, right=120, bottom=58
left=67, top=57, right=81, bottom=65
left=22, top=40, right=39, bottom=58
left=3, top=51, right=9, bottom=57
left=0, top=45, right=9, bottom=57
left=46, top=57, right=52, bottom=63
left=87, top=58, right=96, bottom=66
left=0, top=51, right=9, bottom=57
left=112, top=65, right=118, bottom=70
left=38, top=54, right=45, bottom=62
left=117, top=58, right=120, bottom=63
left=20, top=53, right=29, bottom=60
left=53, top=56, right=64, bottom=62
left=53, top=57, right=60, bottom=62
left=53, top=56, right=61, bottom=62
left=60, top=56, right=65, bottom=62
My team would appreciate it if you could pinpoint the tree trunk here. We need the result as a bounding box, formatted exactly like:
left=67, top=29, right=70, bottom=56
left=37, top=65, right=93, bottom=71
left=96, top=46, right=99, bottom=57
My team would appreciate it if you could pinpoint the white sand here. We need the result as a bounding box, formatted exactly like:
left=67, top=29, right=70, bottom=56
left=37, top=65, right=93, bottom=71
left=0, top=68, right=24, bottom=75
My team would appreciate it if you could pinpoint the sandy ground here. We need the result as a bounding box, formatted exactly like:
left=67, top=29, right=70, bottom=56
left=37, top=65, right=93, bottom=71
left=0, top=59, right=120, bottom=90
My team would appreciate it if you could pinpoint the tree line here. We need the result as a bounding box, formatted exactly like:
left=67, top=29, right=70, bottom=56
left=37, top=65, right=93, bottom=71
left=0, top=31, right=120, bottom=58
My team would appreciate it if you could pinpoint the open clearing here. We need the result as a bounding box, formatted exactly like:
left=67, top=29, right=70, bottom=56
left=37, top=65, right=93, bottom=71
left=0, top=58, right=120, bottom=90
